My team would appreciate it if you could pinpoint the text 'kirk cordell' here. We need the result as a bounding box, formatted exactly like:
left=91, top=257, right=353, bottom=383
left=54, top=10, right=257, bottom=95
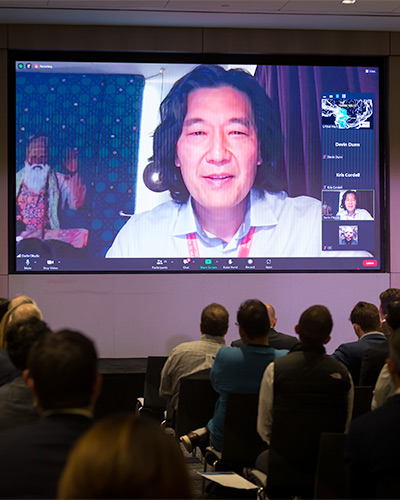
left=335, top=142, right=361, bottom=147
left=336, top=172, right=361, bottom=177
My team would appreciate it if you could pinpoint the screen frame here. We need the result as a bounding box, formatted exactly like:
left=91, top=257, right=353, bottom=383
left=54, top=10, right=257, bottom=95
left=8, top=49, right=387, bottom=275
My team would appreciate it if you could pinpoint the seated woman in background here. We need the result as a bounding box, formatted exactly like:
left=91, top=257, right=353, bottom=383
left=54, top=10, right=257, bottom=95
left=336, top=190, right=373, bottom=220
left=58, top=413, right=192, bottom=499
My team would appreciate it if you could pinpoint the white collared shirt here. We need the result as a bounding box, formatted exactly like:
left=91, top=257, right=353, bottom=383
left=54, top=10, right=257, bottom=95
left=106, top=189, right=369, bottom=258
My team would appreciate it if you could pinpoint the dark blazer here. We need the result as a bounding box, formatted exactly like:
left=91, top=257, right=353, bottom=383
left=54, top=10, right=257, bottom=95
left=0, top=412, right=92, bottom=499
left=231, top=328, right=298, bottom=350
left=346, top=393, right=400, bottom=499
left=359, top=342, right=389, bottom=387
left=332, top=332, right=387, bottom=385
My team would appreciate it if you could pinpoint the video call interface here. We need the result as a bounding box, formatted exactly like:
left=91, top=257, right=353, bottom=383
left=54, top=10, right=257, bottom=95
left=11, top=54, right=382, bottom=273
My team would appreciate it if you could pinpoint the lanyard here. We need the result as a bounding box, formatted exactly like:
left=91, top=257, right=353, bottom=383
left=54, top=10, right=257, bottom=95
left=186, top=226, right=256, bottom=258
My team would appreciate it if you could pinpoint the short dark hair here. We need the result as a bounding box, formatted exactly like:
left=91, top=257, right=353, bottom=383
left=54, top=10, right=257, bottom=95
left=145, top=64, right=282, bottom=202
left=0, top=298, right=10, bottom=323
left=380, top=288, right=400, bottom=315
left=201, top=303, right=229, bottom=337
left=350, top=301, right=380, bottom=333
left=27, top=329, right=98, bottom=411
left=5, top=318, right=51, bottom=371
left=237, top=299, right=269, bottom=340
left=340, top=190, right=358, bottom=210
left=387, top=300, right=400, bottom=331
left=297, top=305, right=333, bottom=345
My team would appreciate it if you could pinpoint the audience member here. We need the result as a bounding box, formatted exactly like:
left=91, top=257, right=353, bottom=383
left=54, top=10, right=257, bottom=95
left=0, top=329, right=101, bottom=499
left=159, top=303, right=228, bottom=412
left=256, top=305, right=353, bottom=496
left=346, top=327, right=400, bottom=499
left=0, top=298, right=10, bottom=322
left=0, top=318, right=51, bottom=430
left=359, top=288, right=400, bottom=387
left=332, top=301, right=386, bottom=384
left=0, top=296, right=39, bottom=387
left=371, top=299, right=400, bottom=409
left=58, top=413, right=192, bottom=499
left=231, top=303, right=298, bottom=350
left=180, top=299, right=287, bottom=453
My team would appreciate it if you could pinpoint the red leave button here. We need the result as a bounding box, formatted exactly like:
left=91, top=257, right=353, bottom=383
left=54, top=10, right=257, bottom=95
left=363, top=259, right=378, bottom=267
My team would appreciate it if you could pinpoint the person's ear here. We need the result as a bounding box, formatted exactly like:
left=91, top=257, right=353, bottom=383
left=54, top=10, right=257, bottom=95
left=175, top=154, right=181, bottom=168
left=323, top=335, right=331, bottom=345
left=23, top=369, right=39, bottom=406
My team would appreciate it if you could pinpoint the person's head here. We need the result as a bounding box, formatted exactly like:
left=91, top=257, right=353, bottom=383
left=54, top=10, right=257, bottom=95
left=9, top=295, right=36, bottom=310
left=200, top=303, right=229, bottom=337
left=24, top=135, right=50, bottom=192
left=237, top=299, right=269, bottom=341
left=0, top=296, right=41, bottom=350
left=379, top=288, right=400, bottom=316
left=146, top=64, right=282, bottom=205
left=341, top=190, right=358, bottom=215
left=295, top=305, right=333, bottom=345
left=386, top=300, right=400, bottom=331
left=265, top=303, right=277, bottom=328
left=387, top=328, right=400, bottom=387
left=58, top=413, right=192, bottom=499
left=9, top=303, right=42, bottom=325
left=64, top=147, right=79, bottom=172
left=26, top=329, right=100, bottom=412
left=343, top=226, right=354, bottom=242
left=0, top=298, right=10, bottom=323
left=5, top=318, right=51, bottom=371
left=350, top=301, right=380, bottom=335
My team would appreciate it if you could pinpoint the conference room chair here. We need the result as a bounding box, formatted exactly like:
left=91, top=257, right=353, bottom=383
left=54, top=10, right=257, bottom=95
left=174, top=368, right=218, bottom=438
left=136, top=356, right=168, bottom=423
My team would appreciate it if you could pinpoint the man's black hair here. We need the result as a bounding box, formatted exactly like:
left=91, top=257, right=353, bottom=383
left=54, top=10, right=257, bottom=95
left=27, top=329, right=98, bottom=411
left=340, top=190, right=358, bottom=210
left=387, top=300, right=400, bottom=331
left=297, top=305, right=333, bottom=345
left=146, top=64, right=282, bottom=202
left=237, top=299, right=269, bottom=340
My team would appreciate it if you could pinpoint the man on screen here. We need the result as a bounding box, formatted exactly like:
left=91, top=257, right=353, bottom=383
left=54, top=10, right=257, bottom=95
left=16, top=136, right=88, bottom=251
left=106, top=65, right=365, bottom=259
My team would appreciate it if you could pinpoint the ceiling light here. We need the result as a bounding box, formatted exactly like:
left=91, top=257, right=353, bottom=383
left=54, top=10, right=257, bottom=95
left=342, top=0, right=356, bottom=4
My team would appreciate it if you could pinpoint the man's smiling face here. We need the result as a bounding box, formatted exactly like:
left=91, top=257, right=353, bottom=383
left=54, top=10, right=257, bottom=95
left=175, top=86, right=260, bottom=213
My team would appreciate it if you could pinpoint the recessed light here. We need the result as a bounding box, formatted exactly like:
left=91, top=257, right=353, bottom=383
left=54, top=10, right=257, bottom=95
left=342, top=0, right=356, bottom=4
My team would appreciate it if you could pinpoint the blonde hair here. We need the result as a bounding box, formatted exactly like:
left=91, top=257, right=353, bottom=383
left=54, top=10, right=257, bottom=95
left=58, top=413, right=192, bottom=499
left=0, top=296, right=40, bottom=349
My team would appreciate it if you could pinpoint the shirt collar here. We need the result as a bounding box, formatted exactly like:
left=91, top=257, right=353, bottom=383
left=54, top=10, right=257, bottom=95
left=172, top=189, right=281, bottom=239
left=200, top=334, right=226, bottom=345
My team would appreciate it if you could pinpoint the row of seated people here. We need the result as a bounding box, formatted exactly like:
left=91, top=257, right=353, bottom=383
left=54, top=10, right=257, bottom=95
left=0, top=290, right=399, bottom=499
left=157, top=290, right=400, bottom=499
left=0, top=296, right=192, bottom=499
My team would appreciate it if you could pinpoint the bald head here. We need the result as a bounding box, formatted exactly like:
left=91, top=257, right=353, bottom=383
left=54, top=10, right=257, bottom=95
left=265, top=304, right=276, bottom=328
left=9, top=295, right=36, bottom=310
left=9, top=303, right=42, bottom=325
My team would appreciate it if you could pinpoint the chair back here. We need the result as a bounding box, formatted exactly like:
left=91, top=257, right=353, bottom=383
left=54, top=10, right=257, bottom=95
left=266, top=406, right=347, bottom=499
left=221, top=393, right=267, bottom=469
left=175, top=369, right=218, bottom=437
left=314, top=432, right=348, bottom=499
left=137, top=356, right=168, bottom=421
left=352, top=386, right=373, bottom=419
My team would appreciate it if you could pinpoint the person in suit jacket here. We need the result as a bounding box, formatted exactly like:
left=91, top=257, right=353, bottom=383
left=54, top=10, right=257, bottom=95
left=359, top=296, right=400, bottom=387
left=231, top=303, right=298, bottom=350
left=0, top=329, right=101, bottom=499
left=346, top=327, right=400, bottom=499
left=332, top=301, right=387, bottom=385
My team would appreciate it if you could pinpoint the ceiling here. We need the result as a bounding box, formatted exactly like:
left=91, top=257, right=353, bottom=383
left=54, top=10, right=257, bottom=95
left=0, top=0, right=400, bottom=32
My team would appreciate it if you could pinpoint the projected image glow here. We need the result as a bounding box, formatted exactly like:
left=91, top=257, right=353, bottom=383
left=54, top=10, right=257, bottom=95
left=10, top=54, right=382, bottom=273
